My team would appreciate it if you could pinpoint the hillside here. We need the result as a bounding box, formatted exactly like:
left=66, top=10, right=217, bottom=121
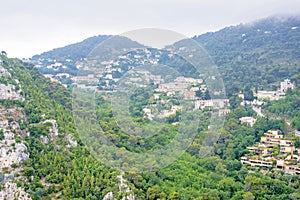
left=32, top=35, right=111, bottom=61
left=0, top=55, right=124, bottom=199
left=2, top=54, right=300, bottom=199
left=194, top=16, right=300, bottom=94
left=31, top=16, right=300, bottom=95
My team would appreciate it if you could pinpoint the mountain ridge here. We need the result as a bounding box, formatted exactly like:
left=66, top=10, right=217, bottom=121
left=32, top=35, right=112, bottom=61
left=31, top=16, right=300, bottom=94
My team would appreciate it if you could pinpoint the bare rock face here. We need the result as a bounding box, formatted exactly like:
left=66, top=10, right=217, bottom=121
left=118, top=172, right=135, bottom=200
left=0, top=111, right=29, bottom=171
left=122, top=194, right=135, bottom=200
left=40, top=135, right=49, bottom=144
left=38, top=119, right=59, bottom=144
left=0, top=65, right=24, bottom=101
left=0, top=65, right=30, bottom=199
left=103, top=192, right=116, bottom=200
left=0, top=142, right=29, bottom=170
left=0, top=66, right=11, bottom=77
left=0, top=182, right=32, bottom=200
left=40, top=119, right=79, bottom=149
left=43, top=119, right=59, bottom=139
left=0, top=83, right=23, bottom=100
left=103, top=171, right=135, bottom=200
left=65, top=134, right=78, bottom=147
left=0, top=106, right=30, bottom=199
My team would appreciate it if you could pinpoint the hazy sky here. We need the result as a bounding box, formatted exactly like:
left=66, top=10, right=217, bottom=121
left=1, top=0, right=299, bottom=58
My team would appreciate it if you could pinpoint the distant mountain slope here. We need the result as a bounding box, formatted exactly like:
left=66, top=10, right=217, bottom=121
left=32, top=35, right=111, bottom=61
left=32, top=16, right=300, bottom=94
left=194, top=16, right=300, bottom=93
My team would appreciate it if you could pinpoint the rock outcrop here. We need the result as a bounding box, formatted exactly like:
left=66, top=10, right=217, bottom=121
left=0, top=65, right=24, bottom=101
left=103, top=191, right=115, bottom=200
left=0, top=182, right=32, bottom=200
left=0, top=107, right=29, bottom=171
left=0, top=74, right=30, bottom=199
left=0, top=66, right=11, bottom=77
left=0, top=83, right=23, bottom=100
left=43, top=119, right=59, bottom=139
left=65, top=134, right=78, bottom=147
left=103, top=171, right=135, bottom=200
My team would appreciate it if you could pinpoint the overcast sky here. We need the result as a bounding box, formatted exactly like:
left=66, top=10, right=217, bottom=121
left=0, top=0, right=299, bottom=58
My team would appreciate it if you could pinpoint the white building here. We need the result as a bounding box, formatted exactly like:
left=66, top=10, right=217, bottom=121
left=280, top=79, right=294, bottom=92
left=239, top=117, right=257, bottom=127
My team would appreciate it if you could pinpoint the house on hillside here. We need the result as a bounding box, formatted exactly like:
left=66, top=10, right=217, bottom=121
left=239, top=117, right=257, bottom=127
left=242, top=129, right=300, bottom=175
left=241, top=156, right=273, bottom=168
left=255, top=90, right=277, bottom=101
left=280, top=79, right=294, bottom=92
left=194, top=99, right=229, bottom=110
left=218, top=109, right=231, bottom=116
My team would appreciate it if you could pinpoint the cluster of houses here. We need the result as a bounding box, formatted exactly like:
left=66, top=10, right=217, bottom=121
left=194, top=99, right=229, bottom=110
left=241, top=130, right=300, bottom=175
left=143, top=105, right=183, bottom=120
left=154, top=76, right=204, bottom=100
left=254, top=79, right=295, bottom=101
left=138, top=72, right=231, bottom=120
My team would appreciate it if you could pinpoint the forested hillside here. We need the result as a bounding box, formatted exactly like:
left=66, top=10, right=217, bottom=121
left=0, top=55, right=120, bottom=200
left=194, top=16, right=300, bottom=94
left=264, top=88, right=300, bottom=131
left=1, top=54, right=300, bottom=199
left=32, top=35, right=111, bottom=61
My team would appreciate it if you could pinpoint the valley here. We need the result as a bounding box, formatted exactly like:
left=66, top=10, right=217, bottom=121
left=0, top=16, right=300, bottom=200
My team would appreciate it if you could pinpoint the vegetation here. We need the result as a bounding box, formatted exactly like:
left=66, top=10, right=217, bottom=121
left=265, top=87, right=300, bottom=130
left=194, top=17, right=300, bottom=95
left=0, top=55, right=118, bottom=200
left=0, top=129, right=4, bottom=140
left=2, top=54, right=299, bottom=199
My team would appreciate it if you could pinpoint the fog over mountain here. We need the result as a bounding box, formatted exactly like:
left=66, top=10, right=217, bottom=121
left=1, top=0, right=300, bottom=58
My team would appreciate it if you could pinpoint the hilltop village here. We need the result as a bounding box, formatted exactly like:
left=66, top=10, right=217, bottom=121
left=36, top=57, right=295, bottom=118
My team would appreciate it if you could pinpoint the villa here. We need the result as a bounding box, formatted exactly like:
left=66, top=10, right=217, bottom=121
left=241, top=130, right=300, bottom=175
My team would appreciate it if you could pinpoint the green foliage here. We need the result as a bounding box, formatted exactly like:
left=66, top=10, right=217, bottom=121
left=22, top=167, right=35, bottom=178
left=0, top=129, right=4, bottom=140
left=229, top=95, right=243, bottom=109
left=265, top=87, right=300, bottom=130
left=194, top=17, right=300, bottom=95
left=294, top=138, right=300, bottom=148
left=0, top=56, right=118, bottom=199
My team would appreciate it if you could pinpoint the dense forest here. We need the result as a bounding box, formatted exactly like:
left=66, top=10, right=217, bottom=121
left=0, top=55, right=118, bottom=199
left=32, top=35, right=111, bottom=62
left=194, top=17, right=300, bottom=95
left=264, top=88, right=300, bottom=131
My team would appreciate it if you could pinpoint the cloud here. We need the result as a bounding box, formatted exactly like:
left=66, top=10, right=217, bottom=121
left=0, top=0, right=299, bottom=58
